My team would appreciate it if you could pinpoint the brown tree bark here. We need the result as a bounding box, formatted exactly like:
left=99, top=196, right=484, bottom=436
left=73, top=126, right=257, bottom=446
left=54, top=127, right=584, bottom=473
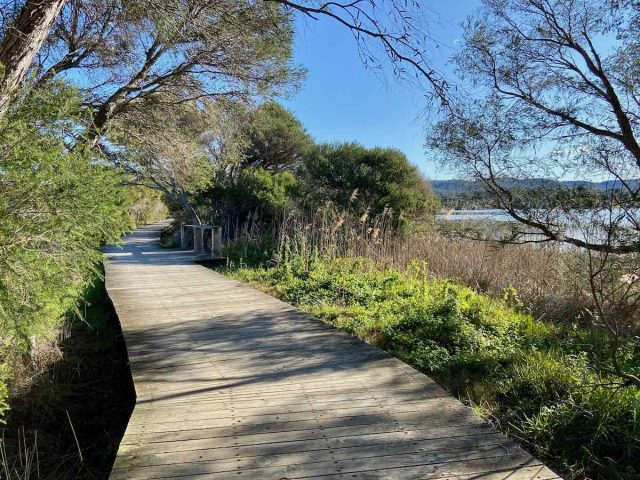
left=0, top=0, right=68, bottom=117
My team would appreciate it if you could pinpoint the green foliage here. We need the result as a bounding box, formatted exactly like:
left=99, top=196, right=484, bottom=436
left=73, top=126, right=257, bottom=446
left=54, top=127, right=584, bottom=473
left=236, top=168, right=298, bottom=211
left=110, top=99, right=218, bottom=223
left=300, top=143, right=441, bottom=229
left=223, top=230, right=278, bottom=268
left=204, top=168, right=298, bottom=225
left=242, top=102, right=314, bottom=172
left=0, top=363, right=9, bottom=422
left=127, top=186, right=169, bottom=226
left=227, top=256, right=640, bottom=479
left=0, top=83, right=133, bottom=419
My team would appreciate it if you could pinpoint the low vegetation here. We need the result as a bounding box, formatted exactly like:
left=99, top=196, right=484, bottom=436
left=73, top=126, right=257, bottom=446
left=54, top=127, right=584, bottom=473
left=222, top=217, right=640, bottom=480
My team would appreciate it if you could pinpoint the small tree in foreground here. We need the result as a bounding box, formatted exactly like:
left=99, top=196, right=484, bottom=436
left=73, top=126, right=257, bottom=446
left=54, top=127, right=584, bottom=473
left=0, top=82, right=133, bottom=416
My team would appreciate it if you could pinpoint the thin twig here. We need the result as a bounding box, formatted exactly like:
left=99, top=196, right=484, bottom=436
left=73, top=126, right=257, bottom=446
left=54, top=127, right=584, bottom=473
left=65, top=410, right=83, bottom=464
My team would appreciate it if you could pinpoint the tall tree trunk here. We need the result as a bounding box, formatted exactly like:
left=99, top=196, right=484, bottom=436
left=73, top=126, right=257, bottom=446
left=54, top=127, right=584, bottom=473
left=0, top=0, right=67, bottom=118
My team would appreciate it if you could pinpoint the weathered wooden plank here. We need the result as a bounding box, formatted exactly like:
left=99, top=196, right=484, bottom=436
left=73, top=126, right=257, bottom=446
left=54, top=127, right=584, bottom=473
left=114, top=432, right=507, bottom=469
left=112, top=443, right=522, bottom=479
left=122, top=398, right=473, bottom=428
left=110, top=449, right=540, bottom=480
left=104, top=223, right=560, bottom=479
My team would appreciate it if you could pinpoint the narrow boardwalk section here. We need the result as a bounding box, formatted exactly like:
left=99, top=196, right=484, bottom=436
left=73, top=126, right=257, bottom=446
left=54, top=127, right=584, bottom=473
left=105, top=223, right=559, bottom=480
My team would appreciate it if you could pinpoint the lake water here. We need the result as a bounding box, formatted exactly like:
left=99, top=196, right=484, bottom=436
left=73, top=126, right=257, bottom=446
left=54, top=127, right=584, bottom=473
left=437, top=209, right=513, bottom=222
left=437, top=208, right=639, bottom=245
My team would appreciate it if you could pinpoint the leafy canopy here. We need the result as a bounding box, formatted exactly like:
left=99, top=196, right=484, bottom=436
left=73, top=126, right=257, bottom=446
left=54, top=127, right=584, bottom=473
left=300, top=143, right=440, bottom=225
left=240, top=102, right=314, bottom=172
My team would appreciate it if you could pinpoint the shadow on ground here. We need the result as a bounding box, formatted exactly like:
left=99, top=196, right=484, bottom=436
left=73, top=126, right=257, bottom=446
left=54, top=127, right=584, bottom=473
left=1, top=282, right=135, bottom=480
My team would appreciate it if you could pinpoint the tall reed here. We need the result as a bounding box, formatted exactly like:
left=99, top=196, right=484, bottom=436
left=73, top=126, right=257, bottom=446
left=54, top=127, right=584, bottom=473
left=224, top=209, right=588, bottom=323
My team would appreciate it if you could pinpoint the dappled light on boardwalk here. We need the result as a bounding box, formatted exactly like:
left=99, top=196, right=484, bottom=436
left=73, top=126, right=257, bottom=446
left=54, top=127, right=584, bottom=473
left=104, top=223, right=559, bottom=479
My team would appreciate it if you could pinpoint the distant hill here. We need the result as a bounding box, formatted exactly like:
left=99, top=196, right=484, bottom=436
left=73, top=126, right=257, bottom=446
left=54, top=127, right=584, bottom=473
left=430, top=180, right=483, bottom=193
left=431, top=178, right=640, bottom=195
left=430, top=178, right=640, bottom=209
left=561, top=179, right=640, bottom=190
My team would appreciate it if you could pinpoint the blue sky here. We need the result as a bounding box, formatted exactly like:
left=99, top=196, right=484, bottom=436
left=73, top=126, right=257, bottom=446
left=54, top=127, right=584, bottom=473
left=282, top=2, right=481, bottom=180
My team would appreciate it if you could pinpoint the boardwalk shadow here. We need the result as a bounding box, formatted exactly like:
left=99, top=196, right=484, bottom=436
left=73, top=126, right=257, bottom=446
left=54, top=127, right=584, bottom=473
left=113, top=307, right=550, bottom=479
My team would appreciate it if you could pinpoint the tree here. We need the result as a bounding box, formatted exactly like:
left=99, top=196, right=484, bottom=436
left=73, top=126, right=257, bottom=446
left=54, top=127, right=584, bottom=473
left=431, top=0, right=639, bottom=254
left=0, top=0, right=68, bottom=117
left=429, top=0, right=640, bottom=387
left=0, top=81, right=133, bottom=417
left=300, top=143, right=440, bottom=228
left=35, top=0, right=454, bottom=126
left=265, top=0, right=448, bottom=103
left=37, top=0, right=302, bottom=144
left=2, top=0, right=454, bottom=125
left=240, top=102, right=313, bottom=173
left=109, top=97, right=234, bottom=224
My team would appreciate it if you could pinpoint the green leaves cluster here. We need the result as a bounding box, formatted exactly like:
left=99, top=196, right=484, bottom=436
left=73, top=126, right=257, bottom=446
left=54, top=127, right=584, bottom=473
left=229, top=257, right=640, bottom=479
left=0, top=83, right=133, bottom=418
left=241, top=103, right=314, bottom=172
left=299, top=143, right=440, bottom=228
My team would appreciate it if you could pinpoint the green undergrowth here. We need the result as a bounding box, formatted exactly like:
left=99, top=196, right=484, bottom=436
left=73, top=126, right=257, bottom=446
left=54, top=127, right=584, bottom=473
left=224, top=257, right=640, bottom=480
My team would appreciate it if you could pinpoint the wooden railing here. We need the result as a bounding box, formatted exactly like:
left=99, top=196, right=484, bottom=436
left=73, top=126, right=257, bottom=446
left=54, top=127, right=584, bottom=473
left=180, top=224, right=223, bottom=258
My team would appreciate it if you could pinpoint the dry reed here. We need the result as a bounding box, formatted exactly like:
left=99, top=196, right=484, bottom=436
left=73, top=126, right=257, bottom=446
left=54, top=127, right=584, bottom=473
left=229, top=209, right=590, bottom=323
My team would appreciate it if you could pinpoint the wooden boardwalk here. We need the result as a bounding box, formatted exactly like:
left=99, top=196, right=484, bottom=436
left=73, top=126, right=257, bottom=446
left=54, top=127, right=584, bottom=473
left=105, top=223, right=559, bottom=480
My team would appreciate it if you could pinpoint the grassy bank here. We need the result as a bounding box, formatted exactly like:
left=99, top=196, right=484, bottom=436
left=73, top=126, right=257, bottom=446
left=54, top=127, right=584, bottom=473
left=0, top=279, right=135, bottom=479
left=225, top=257, right=640, bottom=480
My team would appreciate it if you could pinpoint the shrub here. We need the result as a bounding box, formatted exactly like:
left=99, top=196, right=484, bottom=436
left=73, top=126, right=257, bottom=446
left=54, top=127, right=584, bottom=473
left=299, top=143, right=441, bottom=230
left=0, top=83, right=133, bottom=420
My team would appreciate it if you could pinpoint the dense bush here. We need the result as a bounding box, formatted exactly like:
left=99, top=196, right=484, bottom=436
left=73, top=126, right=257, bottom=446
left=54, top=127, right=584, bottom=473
left=240, top=102, right=314, bottom=172
left=208, top=168, right=298, bottom=222
left=0, top=84, right=134, bottom=420
left=227, top=256, right=640, bottom=479
left=299, top=143, right=441, bottom=229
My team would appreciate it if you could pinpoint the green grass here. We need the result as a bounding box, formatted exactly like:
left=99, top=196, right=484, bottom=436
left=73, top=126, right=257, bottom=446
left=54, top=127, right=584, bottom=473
left=225, top=257, right=640, bottom=480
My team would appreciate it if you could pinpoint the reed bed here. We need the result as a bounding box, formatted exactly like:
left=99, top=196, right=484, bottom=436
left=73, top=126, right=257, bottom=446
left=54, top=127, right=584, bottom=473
left=225, top=210, right=588, bottom=324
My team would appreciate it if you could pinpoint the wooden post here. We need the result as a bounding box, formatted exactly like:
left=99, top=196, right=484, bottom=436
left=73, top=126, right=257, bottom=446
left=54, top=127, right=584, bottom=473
left=180, top=225, right=187, bottom=249
left=193, top=226, right=199, bottom=254
left=194, top=226, right=206, bottom=255
left=212, top=226, right=222, bottom=258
